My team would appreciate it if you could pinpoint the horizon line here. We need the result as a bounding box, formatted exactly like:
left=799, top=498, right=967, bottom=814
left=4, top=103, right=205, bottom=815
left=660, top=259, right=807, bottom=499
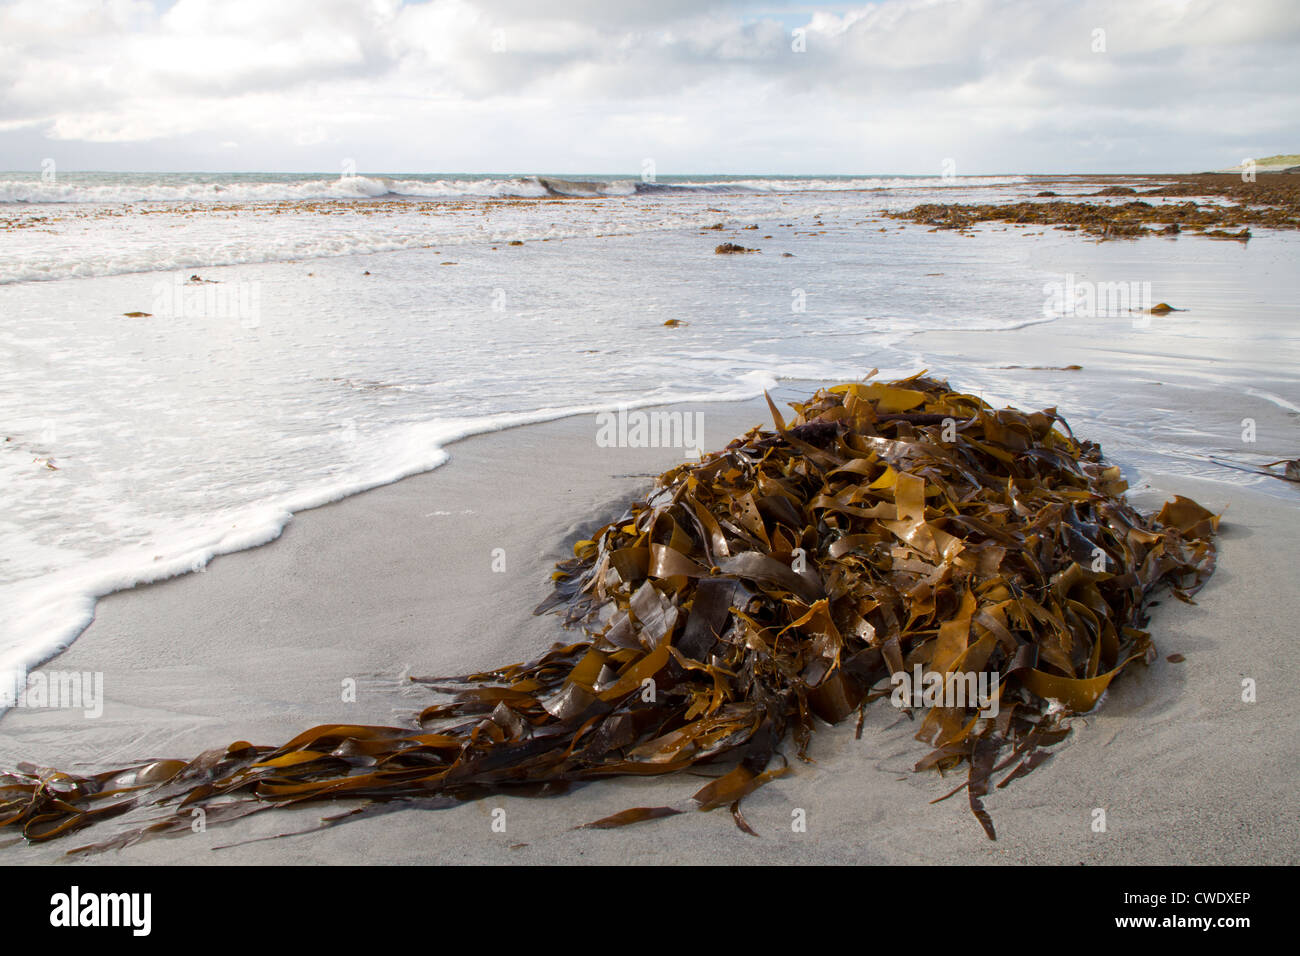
left=0, top=168, right=1234, bottom=177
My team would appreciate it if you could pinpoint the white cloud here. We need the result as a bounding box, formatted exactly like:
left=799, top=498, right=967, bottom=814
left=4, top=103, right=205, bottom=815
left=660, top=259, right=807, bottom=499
left=0, top=0, right=1296, bottom=172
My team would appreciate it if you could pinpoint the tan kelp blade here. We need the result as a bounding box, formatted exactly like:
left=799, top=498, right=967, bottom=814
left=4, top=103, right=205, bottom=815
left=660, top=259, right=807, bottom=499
left=0, top=375, right=1218, bottom=851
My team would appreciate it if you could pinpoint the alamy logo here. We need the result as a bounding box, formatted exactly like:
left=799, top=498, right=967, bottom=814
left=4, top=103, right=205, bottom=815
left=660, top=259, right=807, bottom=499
left=0, top=669, right=103, bottom=718
left=890, top=665, right=1000, bottom=718
left=150, top=275, right=262, bottom=327
left=595, top=407, right=704, bottom=455
left=1042, top=273, right=1151, bottom=318
left=50, top=886, right=151, bottom=936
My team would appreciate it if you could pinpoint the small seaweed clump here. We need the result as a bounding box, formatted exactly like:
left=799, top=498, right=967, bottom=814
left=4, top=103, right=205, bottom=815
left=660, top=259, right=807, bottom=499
left=0, top=375, right=1218, bottom=852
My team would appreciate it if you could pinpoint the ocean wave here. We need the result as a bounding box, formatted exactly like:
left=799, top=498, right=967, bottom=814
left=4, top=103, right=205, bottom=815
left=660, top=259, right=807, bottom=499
left=538, top=177, right=637, bottom=197
left=0, top=174, right=1026, bottom=205
left=0, top=176, right=550, bottom=204
left=637, top=176, right=1027, bottom=194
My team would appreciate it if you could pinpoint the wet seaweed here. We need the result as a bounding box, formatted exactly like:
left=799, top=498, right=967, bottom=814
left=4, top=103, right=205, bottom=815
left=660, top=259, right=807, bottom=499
left=0, top=374, right=1218, bottom=852
left=889, top=174, right=1300, bottom=239
left=1209, top=455, right=1300, bottom=483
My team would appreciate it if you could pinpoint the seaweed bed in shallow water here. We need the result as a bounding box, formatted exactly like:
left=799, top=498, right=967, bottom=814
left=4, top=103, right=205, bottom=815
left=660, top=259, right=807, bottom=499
left=889, top=175, right=1300, bottom=240
left=0, top=374, right=1219, bottom=853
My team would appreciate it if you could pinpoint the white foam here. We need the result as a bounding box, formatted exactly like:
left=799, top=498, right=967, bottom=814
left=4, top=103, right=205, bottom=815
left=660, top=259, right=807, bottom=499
left=0, top=369, right=814, bottom=683
left=715, top=176, right=1027, bottom=193
left=0, top=175, right=551, bottom=204
left=0, top=174, right=1026, bottom=205
left=1243, top=387, right=1300, bottom=415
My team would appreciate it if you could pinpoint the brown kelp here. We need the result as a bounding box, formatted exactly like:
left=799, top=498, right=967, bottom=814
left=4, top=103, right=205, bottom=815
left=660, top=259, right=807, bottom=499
left=889, top=174, right=1300, bottom=239
left=0, top=374, right=1218, bottom=852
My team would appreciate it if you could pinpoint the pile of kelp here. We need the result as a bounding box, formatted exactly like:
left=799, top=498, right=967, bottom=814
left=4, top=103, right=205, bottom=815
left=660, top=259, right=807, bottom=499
left=0, top=375, right=1219, bottom=852
left=890, top=175, right=1300, bottom=239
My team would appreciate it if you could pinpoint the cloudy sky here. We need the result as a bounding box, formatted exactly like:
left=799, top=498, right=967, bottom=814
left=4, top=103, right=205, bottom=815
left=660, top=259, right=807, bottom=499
left=1, top=0, right=1297, bottom=175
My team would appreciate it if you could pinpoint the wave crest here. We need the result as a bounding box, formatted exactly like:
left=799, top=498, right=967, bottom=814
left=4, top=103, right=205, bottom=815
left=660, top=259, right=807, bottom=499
left=0, top=174, right=1026, bottom=205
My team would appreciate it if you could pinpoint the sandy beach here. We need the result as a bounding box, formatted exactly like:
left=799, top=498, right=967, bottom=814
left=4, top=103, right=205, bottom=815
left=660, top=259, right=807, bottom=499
left=3, top=386, right=1295, bottom=866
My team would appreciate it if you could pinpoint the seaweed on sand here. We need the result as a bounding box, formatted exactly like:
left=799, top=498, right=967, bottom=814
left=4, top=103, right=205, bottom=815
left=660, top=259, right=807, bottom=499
left=0, top=374, right=1218, bottom=852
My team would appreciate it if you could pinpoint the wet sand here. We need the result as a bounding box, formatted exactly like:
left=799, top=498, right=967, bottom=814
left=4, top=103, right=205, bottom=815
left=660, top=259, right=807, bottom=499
left=2, top=395, right=1296, bottom=865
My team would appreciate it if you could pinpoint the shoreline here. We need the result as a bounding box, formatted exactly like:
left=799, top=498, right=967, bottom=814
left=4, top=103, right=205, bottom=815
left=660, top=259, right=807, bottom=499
left=2, top=389, right=1296, bottom=865
left=0, top=378, right=796, bottom=685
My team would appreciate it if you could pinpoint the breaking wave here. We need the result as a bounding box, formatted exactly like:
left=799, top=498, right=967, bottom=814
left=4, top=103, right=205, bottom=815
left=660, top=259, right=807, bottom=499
left=0, top=174, right=1026, bottom=204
